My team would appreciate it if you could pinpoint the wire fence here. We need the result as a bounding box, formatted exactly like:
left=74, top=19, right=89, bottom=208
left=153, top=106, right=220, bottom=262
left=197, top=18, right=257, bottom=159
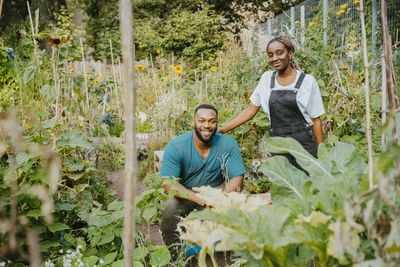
left=253, top=0, right=400, bottom=53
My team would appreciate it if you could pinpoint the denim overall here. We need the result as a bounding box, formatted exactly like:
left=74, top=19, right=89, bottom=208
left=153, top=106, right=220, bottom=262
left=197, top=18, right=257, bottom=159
left=269, top=71, right=318, bottom=162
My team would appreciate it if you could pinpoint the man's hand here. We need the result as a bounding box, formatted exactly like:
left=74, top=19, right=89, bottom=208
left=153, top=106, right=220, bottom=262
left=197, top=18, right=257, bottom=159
left=162, top=178, right=207, bottom=206
left=223, top=176, right=244, bottom=193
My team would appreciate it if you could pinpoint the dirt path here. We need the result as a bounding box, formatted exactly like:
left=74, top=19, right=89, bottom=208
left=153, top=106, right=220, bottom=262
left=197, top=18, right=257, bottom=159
left=105, top=168, right=164, bottom=245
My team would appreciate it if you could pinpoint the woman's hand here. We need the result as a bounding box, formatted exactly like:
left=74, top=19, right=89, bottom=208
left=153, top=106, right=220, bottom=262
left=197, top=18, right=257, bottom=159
left=218, top=104, right=260, bottom=134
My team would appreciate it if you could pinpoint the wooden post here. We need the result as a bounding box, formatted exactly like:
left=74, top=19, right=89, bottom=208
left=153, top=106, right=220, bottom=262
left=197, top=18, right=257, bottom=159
left=359, top=0, right=374, bottom=188
left=371, top=0, right=378, bottom=84
left=119, top=0, right=137, bottom=266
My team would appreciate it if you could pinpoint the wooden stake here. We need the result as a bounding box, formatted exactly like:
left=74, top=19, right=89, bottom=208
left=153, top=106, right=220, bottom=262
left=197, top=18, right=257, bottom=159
left=26, top=1, right=37, bottom=46
left=381, top=0, right=399, bottom=144
left=80, top=38, right=90, bottom=112
left=119, top=0, right=137, bottom=266
left=149, top=53, right=157, bottom=99
left=359, top=0, right=374, bottom=188
left=0, top=0, right=4, bottom=18
left=110, top=39, right=121, bottom=117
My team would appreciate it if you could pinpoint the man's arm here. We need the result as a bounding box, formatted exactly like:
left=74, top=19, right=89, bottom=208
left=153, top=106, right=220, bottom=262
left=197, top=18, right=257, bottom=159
left=223, top=175, right=243, bottom=193
left=162, top=179, right=206, bottom=206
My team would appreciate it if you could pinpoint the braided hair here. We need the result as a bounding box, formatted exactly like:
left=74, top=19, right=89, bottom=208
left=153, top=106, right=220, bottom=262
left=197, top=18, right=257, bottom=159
left=267, top=37, right=301, bottom=71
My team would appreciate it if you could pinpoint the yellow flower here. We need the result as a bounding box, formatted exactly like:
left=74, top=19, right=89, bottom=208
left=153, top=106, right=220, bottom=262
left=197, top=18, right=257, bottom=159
left=163, top=76, right=169, bottom=83
left=24, top=123, right=28, bottom=127
left=97, top=74, right=100, bottom=77
left=340, top=4, right=347, bottom=9
left=353, top=0, right=360, bottom=3
left=86, top=72, right=91, bottom=76
left=295, top=20, right=300, bottom=24
left=90, top=82, right=93, bottom=85
left=67, top=65, right=73, bottom=71
left=101, top=75, right=105, bottom=79
left=209, top=56, right=214, bottom=61
left=168, top=64, right=173, bottom=69
left=140, top=66, right=145, bottom=70
left=94, top=79, right=100, bottom=84
left=309, top=21, right=314, bottom=27
left=156, top=49, right=160, bottom=54
left=174, top=65, right=183, bottom=75
left=336, top=9, right=344, bottom=15
left=211, top=66, right=216, bottom=72
left=205, top=62, right=210, bottom=67
left=315, top=17, right=319, bottom=21
left=347, top=8, right=351, bottom=12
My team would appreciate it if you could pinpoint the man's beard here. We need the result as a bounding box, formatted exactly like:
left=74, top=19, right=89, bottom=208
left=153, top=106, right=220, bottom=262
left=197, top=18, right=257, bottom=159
left=194, top=127, right=216, bottom=145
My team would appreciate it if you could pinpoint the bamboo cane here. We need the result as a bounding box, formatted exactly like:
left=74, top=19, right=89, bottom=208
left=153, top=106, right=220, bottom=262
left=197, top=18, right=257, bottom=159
left=359, top=0, right=374, bottom=188
left=110, top=39, right=121, bottom=117
left=26, top=1, right=37, bottom=46
left=0, top=0, right=4, bottom=18
left=381, top=0, right=399, bottom=144
left=149, top=53, right=158, bottom=99
left=119, top=0, right=137, bottom=266
left=80, top=39, right=90, bottom=112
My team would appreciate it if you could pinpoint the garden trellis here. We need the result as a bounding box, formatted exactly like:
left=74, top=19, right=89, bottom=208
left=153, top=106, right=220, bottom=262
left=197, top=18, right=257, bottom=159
left=254, top=0, right=400, bottom=53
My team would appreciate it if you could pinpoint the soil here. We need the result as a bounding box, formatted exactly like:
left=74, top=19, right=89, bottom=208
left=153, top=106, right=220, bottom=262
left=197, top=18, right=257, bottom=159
left=105, top=168, right=164, bottom=245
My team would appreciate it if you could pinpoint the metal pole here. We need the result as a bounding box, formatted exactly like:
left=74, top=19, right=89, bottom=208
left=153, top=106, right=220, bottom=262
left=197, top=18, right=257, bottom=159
left=323, top=0, right=328, bottom=45
left=119, top=0, right=137, bottom=266
left=371, top=0, right=377, bottom=84
left=290, top=6, right=295, bottom=36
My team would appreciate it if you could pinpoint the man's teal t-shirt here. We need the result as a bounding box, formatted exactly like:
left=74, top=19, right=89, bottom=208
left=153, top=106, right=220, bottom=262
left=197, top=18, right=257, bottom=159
left=160, top=131, right=245, bottom=189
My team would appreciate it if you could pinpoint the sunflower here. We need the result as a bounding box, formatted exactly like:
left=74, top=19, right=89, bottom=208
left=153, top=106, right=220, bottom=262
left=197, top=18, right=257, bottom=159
left=211, top=66, right=216, bottom=72
left=163, top=76, right=169, bottom=83
left=67, top=65, right=74, bottom=71
left=174, top=65, right=183, bottom=75
left=48, top=35, right=70, bottom=47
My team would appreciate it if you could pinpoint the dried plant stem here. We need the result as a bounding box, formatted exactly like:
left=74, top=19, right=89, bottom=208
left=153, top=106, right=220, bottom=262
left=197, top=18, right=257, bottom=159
left=80, top=38, right=90, bottom=112
left=119, top=0, right=137, bottom=265
left=52, top=47, right=59, bottom=148
left=359, top=0, right=374, bottom=188
left=110, top=39, right=121, bottom=117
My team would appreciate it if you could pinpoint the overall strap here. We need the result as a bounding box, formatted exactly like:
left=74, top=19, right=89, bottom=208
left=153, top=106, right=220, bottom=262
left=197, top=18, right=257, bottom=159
left=270, top=71, right=277, bottom=89
left=294, top=72, right=306, bottom=89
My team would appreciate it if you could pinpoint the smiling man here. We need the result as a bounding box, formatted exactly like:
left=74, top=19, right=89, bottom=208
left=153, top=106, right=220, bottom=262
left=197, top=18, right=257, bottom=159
left=159, top=104, right=245, bottom=249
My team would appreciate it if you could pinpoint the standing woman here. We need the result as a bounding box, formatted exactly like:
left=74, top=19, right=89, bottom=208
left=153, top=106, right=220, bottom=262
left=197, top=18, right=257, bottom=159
left=218, top=36, right=325, bottom=164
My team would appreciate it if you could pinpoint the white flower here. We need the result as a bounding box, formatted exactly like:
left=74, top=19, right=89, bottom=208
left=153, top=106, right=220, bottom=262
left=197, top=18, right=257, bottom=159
left=99, top=259, right=104, bottom=264
left=0, top=262, right=6, bottom=267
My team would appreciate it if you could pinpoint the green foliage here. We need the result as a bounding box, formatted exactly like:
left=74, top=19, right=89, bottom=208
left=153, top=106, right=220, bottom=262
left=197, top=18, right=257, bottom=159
left=160, top=8, right=224, bottom=65
left=181, top=135, right=400, bottom=266
left=96, top=139, right=125, bottom=170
